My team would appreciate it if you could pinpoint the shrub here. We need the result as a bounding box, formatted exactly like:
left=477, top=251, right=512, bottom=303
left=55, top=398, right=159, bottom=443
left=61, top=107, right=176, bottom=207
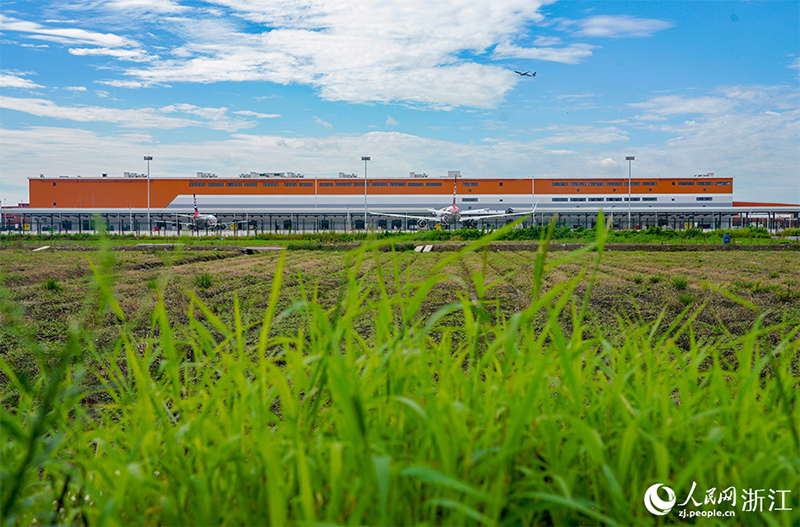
left=678, top=292, right=696, bottom=306
left=649, top=275, right=662, bottom=284
left=194, top=272, right=213, bottom=289
left=633, top=276, right=643, bottom=284
left=42, top=277, right=62, bottom=291
left=671, top=276, right=689, bottom=290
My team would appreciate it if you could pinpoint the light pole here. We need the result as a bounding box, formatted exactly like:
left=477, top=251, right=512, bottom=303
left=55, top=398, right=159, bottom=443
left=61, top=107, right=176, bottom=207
left=362, top=156, right=370, bottom=229
left=144, top=155, right=153, bottom=233
left=626, top=156, right=635, bottom=229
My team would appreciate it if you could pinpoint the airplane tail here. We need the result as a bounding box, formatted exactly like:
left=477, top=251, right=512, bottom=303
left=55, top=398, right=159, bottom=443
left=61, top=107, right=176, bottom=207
left=452, top=172, right=457, bottom=208
left=193, top=193, right=199, bottom=217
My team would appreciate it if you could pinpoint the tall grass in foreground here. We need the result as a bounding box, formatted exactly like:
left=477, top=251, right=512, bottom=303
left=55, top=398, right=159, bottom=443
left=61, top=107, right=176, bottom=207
left=2, top=217, right=798, bottom=526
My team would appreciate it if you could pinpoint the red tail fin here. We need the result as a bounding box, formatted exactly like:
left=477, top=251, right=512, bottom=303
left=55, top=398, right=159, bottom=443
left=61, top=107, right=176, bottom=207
left=193, top=194, right=199, bottom=217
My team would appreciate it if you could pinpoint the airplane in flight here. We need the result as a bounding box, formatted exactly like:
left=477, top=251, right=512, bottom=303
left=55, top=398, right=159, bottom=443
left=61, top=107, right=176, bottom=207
left=369, top=175, right=536, bottom=229
left=514, top=70, right=536, bottom=77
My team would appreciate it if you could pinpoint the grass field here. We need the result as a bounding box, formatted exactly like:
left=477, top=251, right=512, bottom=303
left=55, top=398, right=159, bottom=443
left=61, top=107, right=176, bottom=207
left=1, top=223, right=799, bottom=525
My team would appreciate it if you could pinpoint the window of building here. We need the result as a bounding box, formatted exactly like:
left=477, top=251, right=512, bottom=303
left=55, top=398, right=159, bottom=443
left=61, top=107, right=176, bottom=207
left=607, top=182, right=623, bottom=186
left=715, top=181, right=731, bottom=186
left=589, top=182, right=604, bottom=186
left=679, top=181, right=695, bottom=186
left=624, top=197, right=640, bottom=202
left=390, top=182, right=406, bottom=186
left=696, top=197, right=712, bottom=201
left=244, top=182, right=257, bottom=187
left=226, top=182, right=242, bottom=187
left=190, top=182, right=206, bottom=187
left=570, top=198, right=586, bottom=202
left=408, top=182, right=423, bottom=187
left=370, top=182, right=387, bottom=186
left=299, top=182, right=313, bottom=187
left=643, top=197, right=657, bottom=202
left=626, top=182, right=640, bottom=186
left=697, top=181, right=713, bottom=186
left=552, top=182, right=568, bottom=187
left=552, top=198, right=568, bottom=202
left=425, top=182, right=442, bottom=187
left=606, top=197, right=622, bottom=202
left=463, top=182, right=478, bottom=187
left=588, top=197, right=604, bottom=202
left=208, top=182, right=223, bottom=187
left=320, top=182, right=333, bottom=187
left=571, top=182, right=586, bottom=186
left=335, top=182, right=352, bottom=186
left=461, top=198, right=478, bottom=202
left=262, top=182, right=279, bottom=187
left=642, top=182, right=657, bottom=186
left=284, top=182, right=297, bottom=187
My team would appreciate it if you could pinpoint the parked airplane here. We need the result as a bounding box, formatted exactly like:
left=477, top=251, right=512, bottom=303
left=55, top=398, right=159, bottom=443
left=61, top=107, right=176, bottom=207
left=369, top=175, right=536, bottom=229
left=514, top=70, right=536, bottom=77
left=164, top=194, right=250, bottom=231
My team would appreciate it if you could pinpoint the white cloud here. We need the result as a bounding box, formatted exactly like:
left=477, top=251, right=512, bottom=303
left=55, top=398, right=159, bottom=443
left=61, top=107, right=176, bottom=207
left=562, top=15, right=673, bottom=38
left=96, top=79, right=149, bottom=88
left=493, top=42, right=596, bottom=65
left=0, top=96, right=255, bottom=130
left=100, top=0, right=187, bottom=14
left=533, top=36, right=562, bottom=47
left=65, top=86, right=87, bottom=91
left=630, top=95, right=736, bottom=121
left=234, top=110, right=281, bottom=118
left=110, top=1, right=556, bottom=108
left=789, top=57, right=800, bottom=71
left=68, top=47, right=154, bottom=61
left=0, top=14, right=137, bottom=47
left=0, top=72, right=43, bottom=89
left=385, top=116, right=398, bottom=126
left=314, top=116, right=333, bottom=129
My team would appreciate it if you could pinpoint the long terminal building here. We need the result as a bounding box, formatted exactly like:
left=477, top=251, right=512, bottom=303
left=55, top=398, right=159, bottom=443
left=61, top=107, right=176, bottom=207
left=4, top=172, right=799, bottom=232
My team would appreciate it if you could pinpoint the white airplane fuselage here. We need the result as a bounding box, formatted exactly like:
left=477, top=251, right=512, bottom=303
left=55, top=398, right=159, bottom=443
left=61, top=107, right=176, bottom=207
left=194, top=213, right=218, bottom=229
left=433, top=205, right=461, bottom=225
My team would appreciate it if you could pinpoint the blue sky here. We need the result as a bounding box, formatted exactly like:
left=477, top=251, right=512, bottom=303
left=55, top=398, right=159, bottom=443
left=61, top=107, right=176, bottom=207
left=1, top=0, right=798, bottom=206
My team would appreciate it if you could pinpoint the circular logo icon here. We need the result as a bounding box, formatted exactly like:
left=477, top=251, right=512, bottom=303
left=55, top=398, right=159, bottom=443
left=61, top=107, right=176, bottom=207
left=644, top=483, right=676, bottom=515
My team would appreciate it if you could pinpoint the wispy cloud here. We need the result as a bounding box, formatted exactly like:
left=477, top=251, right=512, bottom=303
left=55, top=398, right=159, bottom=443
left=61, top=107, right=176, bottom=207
left=0, top=96, right=255, bottom=130
left=493, top=42, right=596, bottom=65
left=314, top=116, right=333, bottom=129
left=630, top=95, right=736, bottom=121
left=561, top=15, right=672, bottom=38
left=234, top=110, right=281, bottom=119
left=68, top=47, right=154, bottom=61
left=0, top=14, right=137, bottom=47
left=386, top=116, right=398, bottom=126
left=0, top=72, right=43, bottom=89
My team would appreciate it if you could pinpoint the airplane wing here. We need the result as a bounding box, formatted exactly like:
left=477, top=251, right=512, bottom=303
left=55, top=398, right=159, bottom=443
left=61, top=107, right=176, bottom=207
left=458, top=209, right=492, bottom=216
left=368, top=211, right=434, bottom=222
left=470, top=211, right=534, bottom=220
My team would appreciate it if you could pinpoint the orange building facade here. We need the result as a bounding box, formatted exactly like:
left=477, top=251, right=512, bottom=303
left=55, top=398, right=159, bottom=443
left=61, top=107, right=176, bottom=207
left=30, top=175, right=734, bottom=212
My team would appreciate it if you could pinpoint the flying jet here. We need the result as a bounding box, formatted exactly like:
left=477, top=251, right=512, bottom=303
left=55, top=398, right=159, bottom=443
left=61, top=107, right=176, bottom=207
left=369, top=174, right=536, bottom=229
left=514, top=70, right=536, bottom=77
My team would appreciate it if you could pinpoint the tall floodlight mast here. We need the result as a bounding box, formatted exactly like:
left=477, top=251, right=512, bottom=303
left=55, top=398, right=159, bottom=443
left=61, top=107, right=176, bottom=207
left=362, top=156, right=371, bottom=230
left=144, top=155, right=153, bottom=232
left=626, top=156, right=635, bottom=229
